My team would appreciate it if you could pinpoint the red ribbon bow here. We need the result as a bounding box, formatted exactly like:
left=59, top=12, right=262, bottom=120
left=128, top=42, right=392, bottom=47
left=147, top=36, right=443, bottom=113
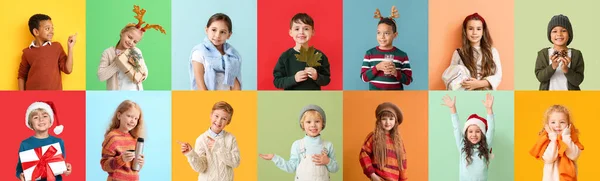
left=21, top=146, right=65, bottom=181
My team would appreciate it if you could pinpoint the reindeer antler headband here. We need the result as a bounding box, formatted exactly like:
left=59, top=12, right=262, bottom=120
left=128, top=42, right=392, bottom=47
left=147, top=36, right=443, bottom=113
left=127, top=5, right=166, bottom=34
left=374, top=5, right=399, bottom=21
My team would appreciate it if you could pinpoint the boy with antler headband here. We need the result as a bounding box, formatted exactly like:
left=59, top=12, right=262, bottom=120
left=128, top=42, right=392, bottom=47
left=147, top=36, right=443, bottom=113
left=97, top=5, right=166, bottom=90
left=360, top=6, right=413, bottom=90
left=273, top=13, right=331, bottom=90
left=18, top=14, right=78, bottom=90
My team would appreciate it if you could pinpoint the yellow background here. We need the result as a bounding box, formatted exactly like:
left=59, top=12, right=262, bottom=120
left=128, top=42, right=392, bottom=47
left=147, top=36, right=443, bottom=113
left=172, top=91, right=258, bottom=181
left=0, top=0, right=86, bottom=90
left=515, top=91, right=600, bottom=180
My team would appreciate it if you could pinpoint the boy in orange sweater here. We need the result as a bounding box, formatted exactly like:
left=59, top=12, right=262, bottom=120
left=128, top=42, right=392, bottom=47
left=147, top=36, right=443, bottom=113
left=18, top=14, right=77, bottom=90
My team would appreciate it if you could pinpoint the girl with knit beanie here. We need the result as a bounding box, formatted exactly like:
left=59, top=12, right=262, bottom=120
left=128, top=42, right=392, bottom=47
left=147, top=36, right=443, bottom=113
left=359, top=102, right=408, bottom=181
left=530, top=105, right=583, bottom=181
left=443, top=13, right=502, bottom=91
left=442, top=93, right=495, bottom=181
left=534, top=14, right=584, bottom=90
left=259, top=104, right=339, bottom=181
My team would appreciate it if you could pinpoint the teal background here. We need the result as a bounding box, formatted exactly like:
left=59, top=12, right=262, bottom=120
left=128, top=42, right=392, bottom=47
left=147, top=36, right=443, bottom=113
left=428, top=91, right=514, bottom=181
left=171, top=0, right=257, bottom=90
left=86, top=0, right=171, bottom=90
left=257, top=91, right=343, bottom=180
left=343, top=0, right=428, bottom=90
left=514, top=0, right=600, bottom=90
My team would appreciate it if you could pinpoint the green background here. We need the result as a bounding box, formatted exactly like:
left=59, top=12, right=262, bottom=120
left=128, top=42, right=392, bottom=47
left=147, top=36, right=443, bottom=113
left=258, top=91, right=343, bottom=181
left=514, top=0, right=600, bottom=90
left=86, top=0, right=171, bottom=90
left=428, top=91, right=514, bottom=181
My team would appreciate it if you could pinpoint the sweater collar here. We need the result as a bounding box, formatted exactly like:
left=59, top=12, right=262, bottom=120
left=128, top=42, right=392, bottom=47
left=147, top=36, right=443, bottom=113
left=29, top=40, right=52, bottom=49
left=303, top=134, right=322, bottom=145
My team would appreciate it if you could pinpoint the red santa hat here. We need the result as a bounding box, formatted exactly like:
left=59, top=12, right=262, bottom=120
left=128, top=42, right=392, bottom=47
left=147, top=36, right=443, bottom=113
left=463, top=114, right=493, bottom=159
left=25, top=101, right=64, bottom=135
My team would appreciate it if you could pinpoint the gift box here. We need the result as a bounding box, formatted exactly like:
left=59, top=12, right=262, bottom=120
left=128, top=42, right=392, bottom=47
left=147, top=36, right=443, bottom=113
left=19, top=142, right=67, bottom=181
left=116, top=48, right=146, bottom=83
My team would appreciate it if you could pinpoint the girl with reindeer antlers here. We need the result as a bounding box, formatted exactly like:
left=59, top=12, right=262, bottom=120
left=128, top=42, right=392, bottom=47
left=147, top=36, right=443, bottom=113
left=360, top=6, right=413, bottom=91
left=97, top=5, right=166, bottom=91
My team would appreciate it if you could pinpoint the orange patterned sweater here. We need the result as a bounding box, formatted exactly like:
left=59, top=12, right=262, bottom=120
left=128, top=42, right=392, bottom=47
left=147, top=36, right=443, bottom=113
left=101, top=129, right=139, bottom=181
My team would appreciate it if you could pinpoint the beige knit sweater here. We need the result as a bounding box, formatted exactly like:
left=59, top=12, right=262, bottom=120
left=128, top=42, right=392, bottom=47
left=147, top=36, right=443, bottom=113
left=185, top=130, right=240, bottom=181
left=97, top=47, right=148, bottom=90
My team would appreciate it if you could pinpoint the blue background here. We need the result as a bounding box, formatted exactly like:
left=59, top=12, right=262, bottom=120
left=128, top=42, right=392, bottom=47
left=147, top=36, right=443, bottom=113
left=171, top=0, right=258, bottom=90
left=85, top=91, right=172, bottom=181
left=343, top=0, right=428, bottom=90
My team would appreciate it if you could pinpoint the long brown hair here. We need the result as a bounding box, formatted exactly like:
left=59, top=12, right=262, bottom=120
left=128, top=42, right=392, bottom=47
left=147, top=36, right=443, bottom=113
left=373, top=103, right=404, bottom=170
left=539, top=105, right=579, bottom=135
left=460, top=14, right=496, bottom=80
left=462, top=128, right=490, bottom=166
left=105, top=100, right=145, bottom=139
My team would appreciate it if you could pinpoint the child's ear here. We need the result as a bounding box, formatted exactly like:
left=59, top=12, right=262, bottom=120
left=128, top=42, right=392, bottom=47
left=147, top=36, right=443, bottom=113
left=289, top=29, right=293, bottom=37
left=205, top=27, right=209, bottom=35
left=394, top=32, right=398, bottom=39
left=33, top=28, right=40, bottom=37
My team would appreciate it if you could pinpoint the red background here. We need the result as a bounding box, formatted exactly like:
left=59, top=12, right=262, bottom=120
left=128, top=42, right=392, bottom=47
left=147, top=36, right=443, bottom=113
left=257, top=0, right=343, bottom=90
left=0, top=91, right=86, bottom=180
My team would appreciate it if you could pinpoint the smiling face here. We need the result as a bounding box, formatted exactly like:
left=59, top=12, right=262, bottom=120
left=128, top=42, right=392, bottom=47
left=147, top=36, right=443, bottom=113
left=465, top=20, right=483, bottom=47
left=210, top=109, right=231, bottom=134
left=34, top=20, right=54, bottom=42
left=289, top=21, right=314, bottom=46
left=301, top=111, right=323, bottom=137
left=378, top=111, right=396, bottom=132
left=377, top=23, right=397, bottom=49
left=117, top=107, right=140, bottom=132
left=550, top=26, right=569, bottom=47
left=205, top=20, right=232, bottom=47
left=465, top=125, right=482, bottom=144
left=548, top=111, right=568, bottom=133
left=29, top=109, right=51, bottom=132
left=118, top=27, right=143, bottom=49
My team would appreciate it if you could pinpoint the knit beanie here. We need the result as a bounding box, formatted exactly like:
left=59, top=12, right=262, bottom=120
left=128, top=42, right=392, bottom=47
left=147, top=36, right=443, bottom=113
left=299, top=104, right=326, bottom=130
left=547, top=14, right=573, bottom=46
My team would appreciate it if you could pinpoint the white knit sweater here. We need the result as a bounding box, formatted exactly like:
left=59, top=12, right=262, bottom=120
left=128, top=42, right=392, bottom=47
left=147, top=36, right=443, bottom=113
left=185, top=130, right=241, bottom=181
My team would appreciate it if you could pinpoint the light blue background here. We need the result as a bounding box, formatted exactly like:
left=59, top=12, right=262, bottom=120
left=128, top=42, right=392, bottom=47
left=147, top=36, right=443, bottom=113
left=85, top=91, right=172, bottom=181
left=171, top=0, right=257, bottom=90
left=343, top=0, right=428, bottom=90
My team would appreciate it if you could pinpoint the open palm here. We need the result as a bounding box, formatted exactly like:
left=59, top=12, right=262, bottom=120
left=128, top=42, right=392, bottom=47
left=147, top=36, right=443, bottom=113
left=482, top=93, right=494, bottom=109
left=442, top=95, right=456, bottom=108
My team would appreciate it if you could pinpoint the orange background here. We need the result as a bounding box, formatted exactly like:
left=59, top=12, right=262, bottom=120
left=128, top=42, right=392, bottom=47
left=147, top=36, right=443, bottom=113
left=343, top=91, right=428, bottom=181
left=171, top=91, right=258, bottom=181
left=428, top=0, right=514, bottom=90
left=514, top=91, right=600, bottom=180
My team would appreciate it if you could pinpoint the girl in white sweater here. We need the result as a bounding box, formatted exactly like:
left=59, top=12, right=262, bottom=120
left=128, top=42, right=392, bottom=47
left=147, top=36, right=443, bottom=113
left=179, top=101, right=241, bottom=181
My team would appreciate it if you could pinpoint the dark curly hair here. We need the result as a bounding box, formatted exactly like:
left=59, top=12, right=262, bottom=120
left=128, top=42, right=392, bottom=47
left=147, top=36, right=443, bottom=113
left=462, top=129, right=490, bottom=167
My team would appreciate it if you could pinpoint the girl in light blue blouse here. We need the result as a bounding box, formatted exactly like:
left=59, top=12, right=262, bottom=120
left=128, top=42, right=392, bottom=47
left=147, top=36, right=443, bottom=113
left=189, top=13, right=242, bottom=90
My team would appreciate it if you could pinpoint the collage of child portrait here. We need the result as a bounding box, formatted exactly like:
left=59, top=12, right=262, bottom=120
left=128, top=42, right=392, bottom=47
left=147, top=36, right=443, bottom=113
left=1, top=0, right=599, bottom=181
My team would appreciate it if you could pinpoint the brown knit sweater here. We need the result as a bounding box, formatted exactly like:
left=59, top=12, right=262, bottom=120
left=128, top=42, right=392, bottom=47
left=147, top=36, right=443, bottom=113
left=17, top=42, right=69, bottom=90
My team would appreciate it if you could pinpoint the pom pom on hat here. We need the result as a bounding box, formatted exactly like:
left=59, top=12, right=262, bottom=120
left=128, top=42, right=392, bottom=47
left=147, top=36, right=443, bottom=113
left=25, top=101, right=64, bottom=135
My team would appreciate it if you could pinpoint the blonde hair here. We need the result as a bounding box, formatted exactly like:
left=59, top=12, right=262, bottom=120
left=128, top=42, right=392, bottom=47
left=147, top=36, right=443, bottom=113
left=300, top=110, right=322, bottom=130
left=115, top=25, right=144, bottom=48
left=212, top=101, right=234, bottom=124
left=540, top=105, right=578, bottom=135
left=105, top=100, right=145, bottom=138
left=27, top=108, right=49, bottom=130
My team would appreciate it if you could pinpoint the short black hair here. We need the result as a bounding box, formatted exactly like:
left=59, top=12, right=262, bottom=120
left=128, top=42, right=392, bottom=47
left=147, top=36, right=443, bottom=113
left=28, top=14, right=52, bottom=36
left=206, top=13, right=233, bottom=33
left=378, top=18, right=397, bottom=33
left=290, top=13, right=314, bottom=29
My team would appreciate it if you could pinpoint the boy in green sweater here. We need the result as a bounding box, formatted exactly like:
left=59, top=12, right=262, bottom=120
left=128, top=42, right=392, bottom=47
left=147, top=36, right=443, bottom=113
left=272, top=13, right=331, bottom=90
left=18, top=14, right=77, bottom=90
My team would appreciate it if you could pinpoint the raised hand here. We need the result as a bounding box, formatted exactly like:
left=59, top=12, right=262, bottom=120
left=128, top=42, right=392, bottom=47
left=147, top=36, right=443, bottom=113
left=562, top=124, right=572, bottom=136
left=177, top=141, right=192, bottom=154
left=207, top=137, right=215, bottom=150
left=551, top=53, right=560, bottom=70
left=67, top=33, right=77, bottom=49
left=560, top=56, right=571, bottom=73
left=259, top=154, right=274, bottom=160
